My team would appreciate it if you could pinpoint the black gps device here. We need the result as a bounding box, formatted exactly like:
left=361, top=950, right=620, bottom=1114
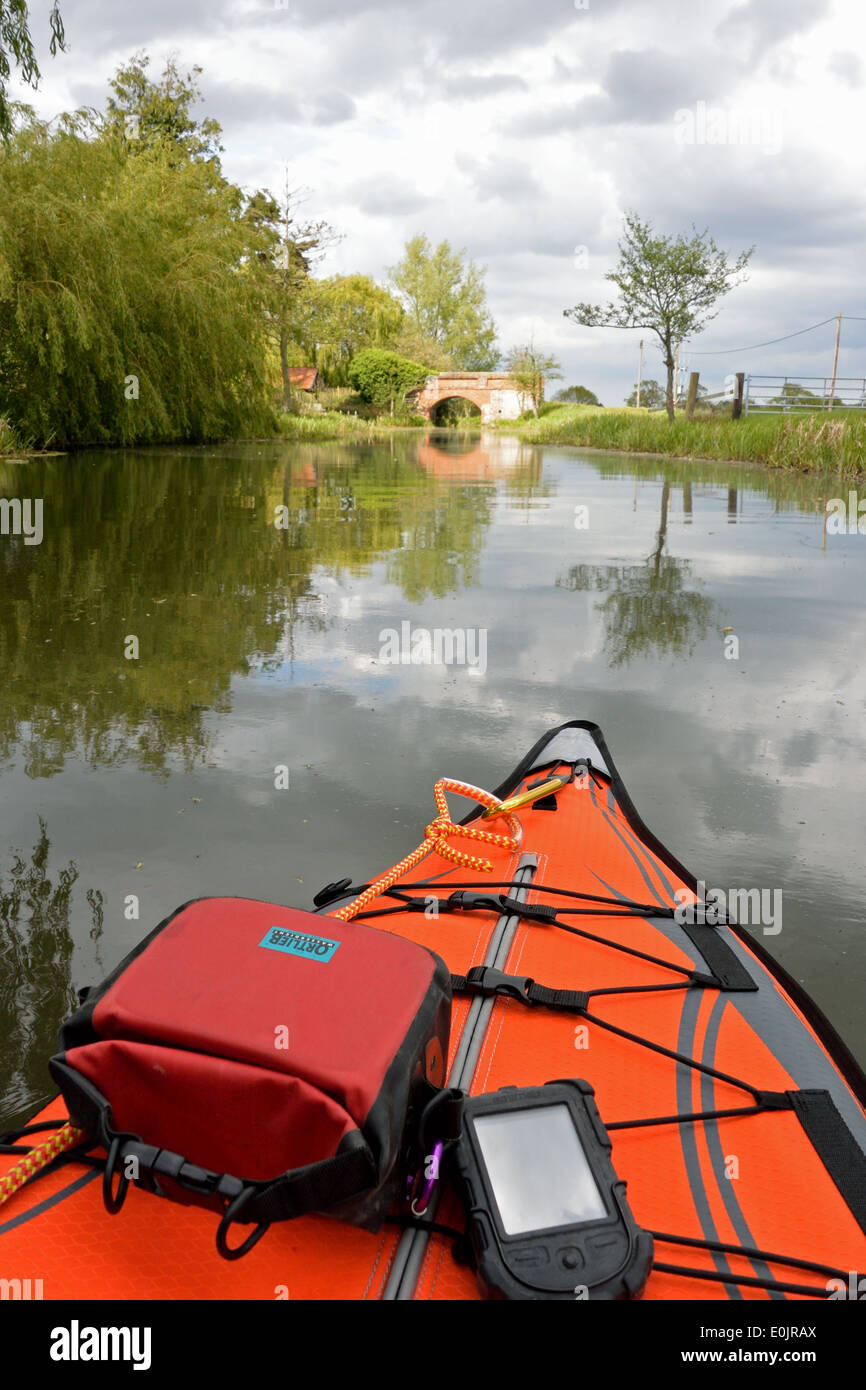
left=451, top=1079, right=653, bottom=1300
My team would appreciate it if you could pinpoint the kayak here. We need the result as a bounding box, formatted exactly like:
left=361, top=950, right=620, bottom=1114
left=2, top=719, right=864, bottom=1300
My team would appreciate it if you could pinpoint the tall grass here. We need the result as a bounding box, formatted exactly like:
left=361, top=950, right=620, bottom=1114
left=0, top=418, right=35, bottom=455
left=518, top=406, right=866, bottom=477
left=273, top=410, right=427, bottom=442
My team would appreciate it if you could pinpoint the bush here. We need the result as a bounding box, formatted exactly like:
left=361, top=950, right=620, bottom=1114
left=347, top=349, right=428, bottom=413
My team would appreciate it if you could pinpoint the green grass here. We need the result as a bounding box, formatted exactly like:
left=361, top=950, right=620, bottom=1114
left=515, top=406, right=866, bottom=477
left=0, top=417, right=33, bottom=455
left=273, top=409, right=428, bottom=441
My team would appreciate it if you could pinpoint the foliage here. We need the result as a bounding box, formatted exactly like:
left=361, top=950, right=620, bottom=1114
left=347, top=348, right=429, bottom=414
left=0, top=0, right=65, bottom=138
left=565, top=213, right=753, bottom=421
left=0, top=108, right=275, bottom=446
left=300, top=274, right=405, bottom=385
left=765, top=382, right=843, bottom=409
left=243, top=178, right=336, bottom=409
left=555, top=385, right=601, bottom=406
left=624, top=378, right=666, bottom=409
left=389, top=235, right=498, bottom=370
left=504, top=341, right=562, bottom=416
left=104, top=52, right=223, bottom=166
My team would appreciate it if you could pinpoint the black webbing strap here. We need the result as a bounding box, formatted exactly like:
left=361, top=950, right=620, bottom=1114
left=677, top=921, right=758, bottom=993
left=451, top=967, right=590, bottom=1015
left=788, top=1089, right=866, bottom=1236
left=251, top=1141, right=378, bottom=1224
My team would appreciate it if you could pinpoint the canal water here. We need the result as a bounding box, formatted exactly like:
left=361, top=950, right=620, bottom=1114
left=1, top=429, right=864, bottom=1129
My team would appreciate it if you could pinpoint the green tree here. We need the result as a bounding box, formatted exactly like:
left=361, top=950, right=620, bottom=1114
left=565, top=213, right=753, bottom=421
left=767, top=382, right=827, bottom=409
left=389, top=235, right=498, bottom=370
left=386, top=317, right=453, bottom=373
left=625, top=379, right=666, bottom=409
left=348, top=348, right=428, bottom=415
left=303, top=274, right=405, bottom=385
left=554, top=385, right=601, bottom=405
left=0, top=0, right=65, bottom=138
left=244, top=179, right=336, bottom=409
left=504, top=341, right=562, bottom=417
left=0, top=109, right=275, bottom=446
left=104, top=52, right=223, bottom=166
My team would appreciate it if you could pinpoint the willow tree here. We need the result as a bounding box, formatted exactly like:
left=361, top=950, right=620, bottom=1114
left=0, top=0, right=65, bottom=137
left=0, top=110, right=275, bottom=445
left=565, top=214, right=753, bottom=421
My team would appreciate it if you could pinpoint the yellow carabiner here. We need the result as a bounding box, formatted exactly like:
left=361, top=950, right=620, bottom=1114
left=480, top=775, right=568, bottom=820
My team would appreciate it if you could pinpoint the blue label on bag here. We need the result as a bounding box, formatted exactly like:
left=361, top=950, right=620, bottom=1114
left=259, top=926, right=340, bottom=962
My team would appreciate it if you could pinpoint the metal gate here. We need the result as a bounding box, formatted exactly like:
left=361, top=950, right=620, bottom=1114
left=744, top=375, right=866, bottom=413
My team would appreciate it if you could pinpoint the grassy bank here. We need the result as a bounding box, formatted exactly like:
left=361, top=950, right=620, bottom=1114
left=273, top=409, right=427, bottom=442
left=516, top=406, right=866, bottom=477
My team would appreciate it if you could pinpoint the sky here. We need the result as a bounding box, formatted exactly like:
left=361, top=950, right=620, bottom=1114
left=11, top=0, right=866, bottom=405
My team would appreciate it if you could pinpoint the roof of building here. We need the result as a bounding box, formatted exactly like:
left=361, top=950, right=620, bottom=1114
left=288, top=367, right=320, bottom=390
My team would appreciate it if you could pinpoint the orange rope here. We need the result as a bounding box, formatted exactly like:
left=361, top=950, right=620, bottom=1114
left=0, top=1123, right=86, bottom=1206
left=331, top=778, right=521, bottom=923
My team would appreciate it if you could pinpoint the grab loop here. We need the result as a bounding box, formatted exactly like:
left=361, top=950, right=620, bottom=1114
left=331, top=779, right=521, bottom=922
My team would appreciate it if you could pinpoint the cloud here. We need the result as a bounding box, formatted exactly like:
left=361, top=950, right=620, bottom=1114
left=827, top=51, right=863, bottom=88
left=347, top=174, right=431, bottom=217
left=714, top=0, right=830, bottom=62
left=456, top=152, right=542, bottom=203
left=438, top=72, right=529, bottom=101
left=309, top=90, right=356, bottom=125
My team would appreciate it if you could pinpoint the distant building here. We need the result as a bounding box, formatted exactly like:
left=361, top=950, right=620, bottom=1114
left=288, top=368, right=321, bottom=393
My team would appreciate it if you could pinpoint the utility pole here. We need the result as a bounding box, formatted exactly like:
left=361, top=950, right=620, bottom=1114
left=674, top=343, right=680, bottom=409
left=636, top=339, right=644, bottom=408
left=828, top=312, right=842, bottom=410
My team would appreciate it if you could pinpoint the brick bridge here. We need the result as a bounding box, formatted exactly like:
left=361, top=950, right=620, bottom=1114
left=410, top=372, right=533, bottom=423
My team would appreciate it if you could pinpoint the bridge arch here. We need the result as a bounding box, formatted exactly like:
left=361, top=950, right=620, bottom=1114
left=410, top=373, right=533, bottom=423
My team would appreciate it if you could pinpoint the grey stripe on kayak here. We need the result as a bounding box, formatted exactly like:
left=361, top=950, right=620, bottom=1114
left=590, top=847, right=743, bottom=1296
left=0, top=1168, right=100, bottom=1236
left=630, top=903, right=866, bottom=1149
left=381, top=854, right=538, bottom=1301
left=700, top=995, right=785, bottom=1299
left=675, top=987, right=742, bottom=1296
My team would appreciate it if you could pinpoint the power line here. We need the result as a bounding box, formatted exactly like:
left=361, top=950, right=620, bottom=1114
left=688, top=317, right=836, bottom=355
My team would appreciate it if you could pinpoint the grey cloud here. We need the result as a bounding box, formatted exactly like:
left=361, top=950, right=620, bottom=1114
left=193, top=81, right=301, bottom=127
left=714, top=0, right=830, bottom=62
left=310, top=90, right=356, bottom=125
left=347, top=174, right=431, bottom=217
left=508, top=47, right=735, bottom=136
left=57, top=0, right=234, bottom=53
left=438, top=72, right=529, bottom=101
left=828, top=51, right=863, bottom=88
left=456, top=152, right=542, bottom=203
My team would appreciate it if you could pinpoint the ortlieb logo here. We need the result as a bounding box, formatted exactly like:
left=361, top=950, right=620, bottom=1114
left=259, top=927, right=340, bottom=962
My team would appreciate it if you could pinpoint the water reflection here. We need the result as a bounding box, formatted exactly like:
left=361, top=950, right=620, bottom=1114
left=0, top=820, right=103, bottom=1127
left=558, top=480, right=716, bottom=665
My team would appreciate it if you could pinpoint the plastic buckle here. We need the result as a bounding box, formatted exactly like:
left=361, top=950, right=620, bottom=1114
left=312, top=877, right=353, bottom=908
left=465, top=966, right=532, bottom=1003
left=447, top=891, right=504, bottom=913
left=150, top=1152, right=245, bottom=1212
